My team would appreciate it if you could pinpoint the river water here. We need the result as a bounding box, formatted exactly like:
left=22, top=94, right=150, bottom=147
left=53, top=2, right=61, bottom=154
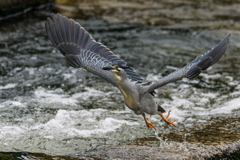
left=0, top=0, right=240, bottom=157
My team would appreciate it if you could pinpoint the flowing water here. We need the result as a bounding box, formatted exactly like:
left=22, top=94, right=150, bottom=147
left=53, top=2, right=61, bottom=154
left=0, top=0, right=240, bottom=158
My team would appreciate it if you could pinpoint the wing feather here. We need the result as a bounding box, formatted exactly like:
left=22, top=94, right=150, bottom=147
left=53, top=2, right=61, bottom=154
left=148, top=34, right=230, bottom=93
left=45, top=13, right=142, bottom=84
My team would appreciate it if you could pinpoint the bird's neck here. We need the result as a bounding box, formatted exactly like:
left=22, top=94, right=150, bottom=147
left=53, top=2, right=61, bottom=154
left=117, top=79, right=142, bottom=111
left=117, top=79, right=132, bottom=98
left=117, top=79, right=138, bottom=99
left=112, top=72, right=139, bottom=99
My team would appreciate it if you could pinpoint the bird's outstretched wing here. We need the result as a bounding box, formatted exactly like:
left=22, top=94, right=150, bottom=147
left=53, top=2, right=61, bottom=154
left=148, top=34, right=230, bottom=93
left=45, top=13, right=143, bottom=87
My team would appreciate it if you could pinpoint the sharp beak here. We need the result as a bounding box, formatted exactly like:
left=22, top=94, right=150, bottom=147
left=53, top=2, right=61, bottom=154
left=102, top=65, right=120, bottom=71
left=102, top=66, right=114, bottom=70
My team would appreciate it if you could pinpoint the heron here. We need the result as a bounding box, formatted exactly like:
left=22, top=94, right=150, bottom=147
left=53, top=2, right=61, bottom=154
left=45, top=13, right=230, bottom=130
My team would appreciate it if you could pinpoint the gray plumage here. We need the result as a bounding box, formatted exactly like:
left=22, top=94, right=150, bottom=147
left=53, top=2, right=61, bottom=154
left=45, top=13, right=142, bottom=87
left=147, top=34, right=230, bottom=93
left=45, top=13, right=230, bottom=129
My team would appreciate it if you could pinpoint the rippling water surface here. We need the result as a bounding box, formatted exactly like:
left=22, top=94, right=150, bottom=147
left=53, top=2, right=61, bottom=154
left=0, top=0, right=240, bottom=156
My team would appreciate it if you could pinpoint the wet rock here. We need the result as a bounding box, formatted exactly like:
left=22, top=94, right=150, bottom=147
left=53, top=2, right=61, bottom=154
left=72, top=140, right=240, bottom=159
left=71, top=116, right=240, bottom=159
left=56, top=0, right=240, bottom=30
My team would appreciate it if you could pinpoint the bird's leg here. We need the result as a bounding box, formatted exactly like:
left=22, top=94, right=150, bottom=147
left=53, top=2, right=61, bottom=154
left=158, top=111, right=176, bottom=126
left=142, top=113, right=156, bottom=130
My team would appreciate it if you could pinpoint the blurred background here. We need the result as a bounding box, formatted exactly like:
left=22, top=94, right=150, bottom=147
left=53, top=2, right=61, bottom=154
left=0, top=0, right=240, bottom=159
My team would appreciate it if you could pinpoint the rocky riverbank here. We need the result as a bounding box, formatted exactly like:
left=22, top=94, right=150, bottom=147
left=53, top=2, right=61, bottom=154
left=71, top=116, right=240, bottom=159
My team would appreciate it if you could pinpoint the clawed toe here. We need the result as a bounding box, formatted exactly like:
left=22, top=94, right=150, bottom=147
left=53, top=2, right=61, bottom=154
left=158, top=111, right=176, bottom=127
left=142, top=111, right=176, bottom=130
left=165, top=120, right=176, bottom=126
left=142, top=113, right=157, bottom=130
left=146, top=120, right=156, bottom=130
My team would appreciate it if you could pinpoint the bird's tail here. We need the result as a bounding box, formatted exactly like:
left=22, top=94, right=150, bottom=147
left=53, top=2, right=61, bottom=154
left=157, top=104, right=166, bottom=113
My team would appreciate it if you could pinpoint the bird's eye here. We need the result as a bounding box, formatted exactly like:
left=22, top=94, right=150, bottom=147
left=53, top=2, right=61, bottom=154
left=113, top=65, right=120, bottom=71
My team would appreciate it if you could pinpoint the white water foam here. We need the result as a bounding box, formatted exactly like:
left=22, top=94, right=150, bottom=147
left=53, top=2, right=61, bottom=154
left=0, top=107, right=139, bottom=154
left=71, top=87, right=108, bottom=100
left=0, top=109, right=139, bottom=140
left=34, top=87, right=78, bottom=106
left=0, top=100, right=26, bottom=108
left=1, top=73, right=239, bottom=155
left=0, top=83, right=17, bottom=90
left=211, top=98, right=240, bottom=114
left=30, top=109, right=138, bottom=138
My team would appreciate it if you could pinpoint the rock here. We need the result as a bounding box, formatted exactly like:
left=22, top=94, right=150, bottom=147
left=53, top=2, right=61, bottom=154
left=71, top=116, right=240, bottom=159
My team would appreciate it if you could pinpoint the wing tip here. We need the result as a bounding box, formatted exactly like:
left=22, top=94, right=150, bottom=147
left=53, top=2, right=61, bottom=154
left=186, top=33, right=231, bottom=79
left=223, top=33, right=231, bottom=44
left=147, top=33, right=231, bottom=92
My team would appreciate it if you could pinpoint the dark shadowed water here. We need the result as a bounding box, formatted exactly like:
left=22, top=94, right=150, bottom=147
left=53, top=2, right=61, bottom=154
left=0, top=0, right=240, bottom=158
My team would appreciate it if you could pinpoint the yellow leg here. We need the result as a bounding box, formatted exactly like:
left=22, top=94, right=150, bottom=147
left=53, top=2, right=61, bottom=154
left=142, top=113, right=156, bottom=130
left=158, top=111, right=176, bottom=126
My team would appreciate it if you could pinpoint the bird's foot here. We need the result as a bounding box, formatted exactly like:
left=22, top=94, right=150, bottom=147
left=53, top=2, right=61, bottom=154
left=142, top=113, right=156, bottom=130
left=145, top=117, right=156, bottom=130
left=158, top=111, right=176, bottom=127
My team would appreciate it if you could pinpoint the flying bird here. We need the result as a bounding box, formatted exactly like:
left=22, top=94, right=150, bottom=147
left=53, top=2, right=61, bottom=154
left=45, top=13, right=230, bottom=130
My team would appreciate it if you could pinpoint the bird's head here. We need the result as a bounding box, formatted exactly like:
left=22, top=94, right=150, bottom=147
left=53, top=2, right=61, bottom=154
left=102, top=65, right=121, bottom=72
left=102, top=65, right=127, bottom=81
